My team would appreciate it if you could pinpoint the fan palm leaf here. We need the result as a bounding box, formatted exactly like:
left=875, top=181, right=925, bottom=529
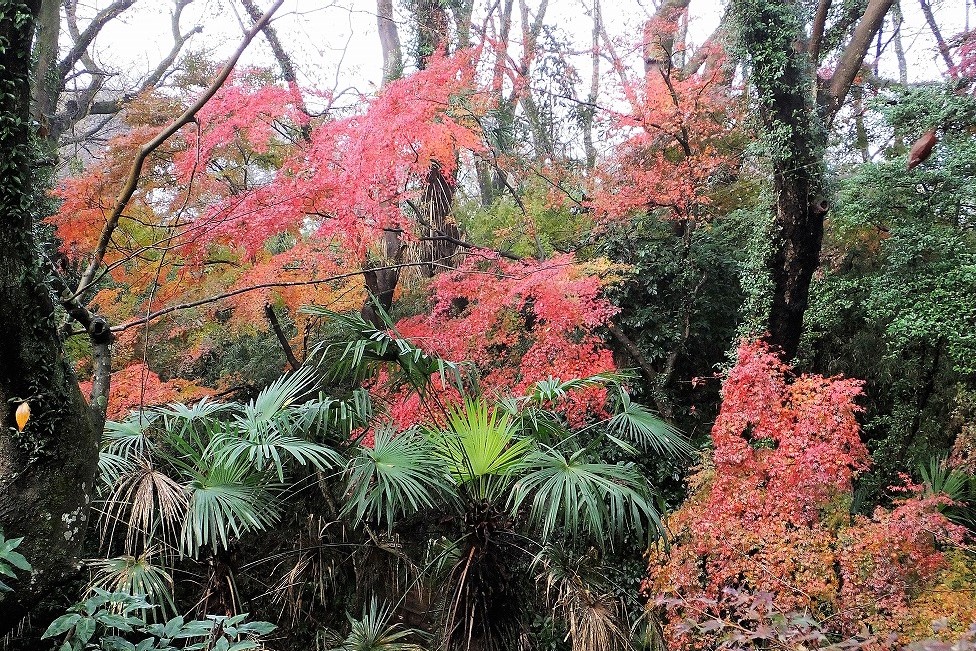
left=209, top=420, right=343, bottom=482
left=304, top=306, right=468, bottom=394
left=100, top=458, right=188, bottom=556
left=181, top=462, right=280, bottom=554
left=103, top=416, right=156, bottom=459
left=528, top=373, right=628, bottom=404
left=239, top=364, right=319, bottom=428
left=534, top=545, right=627, bottom=651
left=344, top=428, right=449, bottom=527
left=431, top=399, right=532, bottom=489
left=512, top=449, right=660, bottom=546
left=606, top=390, right=693, bottom=457
left=294, top=389, right=374, bottom=441
left=327, top=597, right=428, bottom=651
left=87, top=548, right=177, bottom=618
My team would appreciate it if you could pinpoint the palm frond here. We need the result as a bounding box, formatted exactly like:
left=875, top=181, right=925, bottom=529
left=327, top=597, right=428, bottom=651
left=103, top=417, right=156, bottom=458
left=239, top=364, right=320, bottom=428
left=304, top=306, right=469, bottom=394
left=509, top=404, right=573, bottom=446
left=431, top=399, right=533, bottom=491
left=527, top=372, right=628, bottom=404
left=100, top=458, right=188, bottom=556
left=98, top=450, right=137, bottom=488
left=155, top=398, right=229, bottom=436
left=294, top=389, right=374, bottom=442
left=512, top=449, right=661, bottom=546
left=87, top=549, right=177, bottom=618
left=181, top=462, right=280, bottom=554
left=344, top=428, right=449, bottom=527
left=920, top=455, right=970, bottom=498
left=209, top=421, right=343, bottom=482
left=606, top=391, right=693, bottom=457
left=534, top=545, right=628, bottom=651
left=920, top=456, right=976, bottom=526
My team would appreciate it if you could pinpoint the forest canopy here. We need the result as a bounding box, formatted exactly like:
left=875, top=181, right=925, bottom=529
left=1, top=0, right=976, bottom=649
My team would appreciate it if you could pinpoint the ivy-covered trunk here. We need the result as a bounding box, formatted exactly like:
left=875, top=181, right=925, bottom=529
left=0, top=0, right=99, bottom=637
left=732, top=0, right=893, bottom=360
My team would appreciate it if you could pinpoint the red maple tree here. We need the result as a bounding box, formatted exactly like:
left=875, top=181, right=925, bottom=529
left=645, top=341, right=976, bottom=646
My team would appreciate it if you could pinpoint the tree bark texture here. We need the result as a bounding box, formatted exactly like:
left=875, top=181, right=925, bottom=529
left=0, top=0, right=99, bottom=637
left=732, top=0, right=893, bottom=359
left=412, top=2, right=464, bottom=278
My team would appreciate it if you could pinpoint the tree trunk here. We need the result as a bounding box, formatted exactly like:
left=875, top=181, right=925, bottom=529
left=732, top=0, right=892, bottom=359
left=30, top=0, right=60, bottom=131
left=414, top=2, right=462, bottom=277
left=893, top=1, right=908, bottom=85
left=376, top=0, right=403, bottom=84
left=414, top=0, right=449, bottom=63
left=0, top=0, right=99, bottom=638
left=583, top=0, right=601, bottom=172
left=419, top=161, right=460, bottom=276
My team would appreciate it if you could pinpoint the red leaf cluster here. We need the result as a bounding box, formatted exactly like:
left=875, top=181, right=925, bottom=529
left=388, top=254, right=619, bottom=427
left=80, top=363, right=211, bottom=421
left=590, top=31, right=740, bottom=221
left=645, top=341, right=974, bottom=647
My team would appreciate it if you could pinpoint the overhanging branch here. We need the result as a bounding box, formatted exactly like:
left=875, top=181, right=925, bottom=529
left=74, top=0, right=285, bottom=299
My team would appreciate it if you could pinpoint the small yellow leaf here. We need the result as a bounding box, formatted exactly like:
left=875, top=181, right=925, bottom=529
left=15, top=402, right=30, bottom=432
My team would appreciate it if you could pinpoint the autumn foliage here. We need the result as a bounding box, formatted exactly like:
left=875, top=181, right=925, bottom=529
left=388, top=253, right=620, bottom=427
left=51, top=51, right=487, bottom=412
left=591, top=26, right=740, bottom=222
left=645, top=341, right=976, bottom=647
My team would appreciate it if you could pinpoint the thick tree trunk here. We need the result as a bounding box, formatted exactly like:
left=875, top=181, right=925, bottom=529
left=414, top=0, right=449, bottom=63
left=0, top=0, right=99, bottom=638
left=733, top=0, right=892, bottom=359
left=30, top=0, right=60, bottom=129
left=361, top=230, right=404, bottom=326
left=744, top=3, right=828, bottom=360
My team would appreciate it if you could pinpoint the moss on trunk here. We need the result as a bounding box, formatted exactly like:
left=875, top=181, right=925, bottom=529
left=0, top=0, right=99, bottom=639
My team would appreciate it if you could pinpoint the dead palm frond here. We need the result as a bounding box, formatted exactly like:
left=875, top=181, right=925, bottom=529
left=100, top=458, right=188, bottom=557
left=534, top=546, right=627, bottom=651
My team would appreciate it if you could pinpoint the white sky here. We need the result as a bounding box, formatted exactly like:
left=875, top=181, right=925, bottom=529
left=72, top=0, right=972, bottom=107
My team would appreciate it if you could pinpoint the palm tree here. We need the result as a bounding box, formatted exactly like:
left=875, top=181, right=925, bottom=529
left=93, top=308, right=690, bottom=650
left=344, top=376, right=690, bottom=650
left=95, top=363, right=363, bottom=614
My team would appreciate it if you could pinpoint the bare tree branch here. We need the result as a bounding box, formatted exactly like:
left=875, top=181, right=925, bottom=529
left=264, top=303, right=301, bottom=370
left=58, top=0, right=136, bottom=80
left=919, top=0, right=956, bottom=73
left=74, top=0, right=285, bottom=298
left=103, top=261, right=452, bottom=334
left=240, top=0, right=311, bottom=138
left=55, top=0, right=202, bottom=139
left=681, top=11, right=728, bottom=78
